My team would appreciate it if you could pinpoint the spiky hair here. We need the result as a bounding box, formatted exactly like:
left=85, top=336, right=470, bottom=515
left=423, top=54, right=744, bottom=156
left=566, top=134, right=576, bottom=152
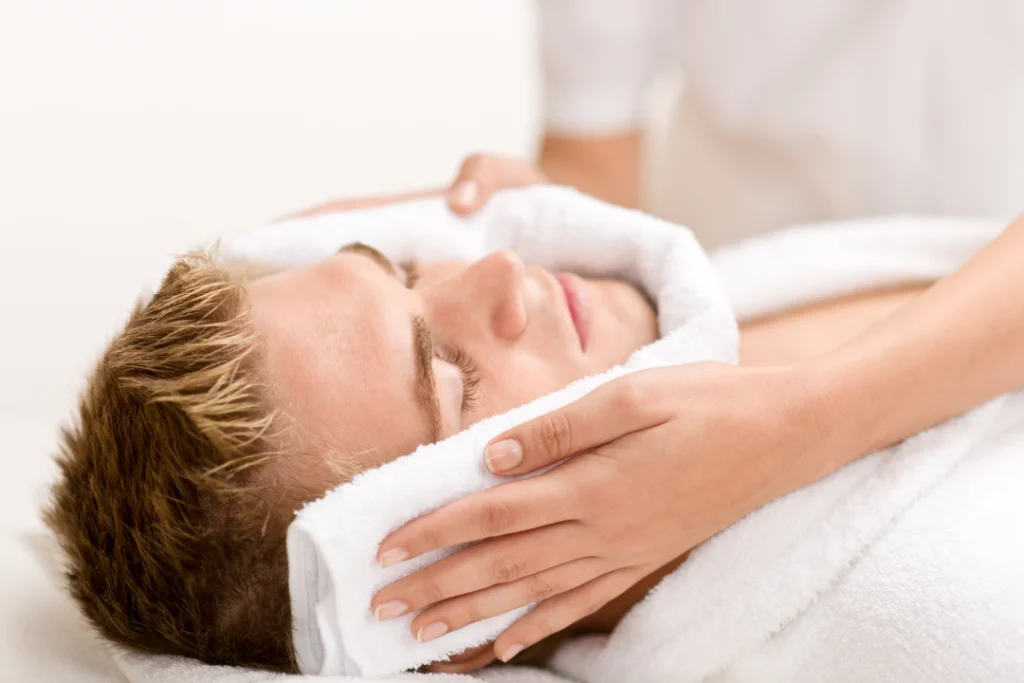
left=45, top=251, right=299, bottom=671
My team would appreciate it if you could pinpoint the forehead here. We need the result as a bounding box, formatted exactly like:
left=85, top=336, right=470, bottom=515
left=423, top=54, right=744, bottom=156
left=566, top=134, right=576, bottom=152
left=245, top=253, right=430, bottom=465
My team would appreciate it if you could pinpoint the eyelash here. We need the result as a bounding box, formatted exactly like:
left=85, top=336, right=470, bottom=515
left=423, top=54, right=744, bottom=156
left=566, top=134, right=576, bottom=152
left=437, top=344, right=481, bottom=413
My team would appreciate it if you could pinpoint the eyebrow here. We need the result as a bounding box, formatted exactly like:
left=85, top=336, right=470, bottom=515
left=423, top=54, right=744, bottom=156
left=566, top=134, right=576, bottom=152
left=412, top=316, right=443, bottom=443
left=338, top=242, right=443, bottom=443
left=338, top=242, right=397, bottom=277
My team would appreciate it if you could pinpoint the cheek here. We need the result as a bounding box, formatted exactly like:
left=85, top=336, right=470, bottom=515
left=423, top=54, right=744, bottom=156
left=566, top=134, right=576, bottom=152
left=587, top=280, right=658, bottom=363
left=470, top=352, right=588, bottom=425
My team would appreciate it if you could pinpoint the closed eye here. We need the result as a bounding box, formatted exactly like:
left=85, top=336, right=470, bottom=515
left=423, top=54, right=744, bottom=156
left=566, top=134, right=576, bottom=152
left=435, top=343, right=481, bottom=413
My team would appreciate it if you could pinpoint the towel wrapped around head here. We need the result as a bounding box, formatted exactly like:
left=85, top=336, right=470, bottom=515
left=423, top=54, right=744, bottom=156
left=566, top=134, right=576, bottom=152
left=223, top=186, right=739, bottom=677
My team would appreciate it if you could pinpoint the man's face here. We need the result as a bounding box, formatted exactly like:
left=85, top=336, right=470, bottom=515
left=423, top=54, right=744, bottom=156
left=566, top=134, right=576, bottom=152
left=246, top=246, right=657, bottom=480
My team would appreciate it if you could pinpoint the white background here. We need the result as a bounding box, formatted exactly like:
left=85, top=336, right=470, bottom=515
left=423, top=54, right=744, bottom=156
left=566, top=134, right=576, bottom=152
left=0, top=2, right=537, bottom=680
left=0, top=0, right=539, bottom=520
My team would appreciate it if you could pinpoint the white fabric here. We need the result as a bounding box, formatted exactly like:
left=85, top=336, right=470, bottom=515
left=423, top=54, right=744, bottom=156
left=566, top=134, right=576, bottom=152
left=712, top=215, right=1004, bottom=321
left=111, top=647, right=569, bottom=683
left=263, top=188, right=738, bottom=677
left=541, top=0, right=1024, bottom=245
left=103, top=196, right=1019, bottom=682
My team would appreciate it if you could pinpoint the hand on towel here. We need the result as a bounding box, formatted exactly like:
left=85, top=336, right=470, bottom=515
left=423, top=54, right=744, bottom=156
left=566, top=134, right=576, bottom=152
left=373, top=362, right=830, bottom=663
left=446, top=154, right=549, bottom=215
left=278, top=153, right=546, bottom=221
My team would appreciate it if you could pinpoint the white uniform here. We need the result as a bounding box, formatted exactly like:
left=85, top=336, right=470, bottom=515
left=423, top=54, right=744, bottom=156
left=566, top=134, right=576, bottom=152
left=541, top=0, right=1024, bottom=247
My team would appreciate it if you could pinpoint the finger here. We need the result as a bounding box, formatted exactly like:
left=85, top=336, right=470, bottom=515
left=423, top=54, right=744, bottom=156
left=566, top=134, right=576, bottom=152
left=377, top=474, right=573, bottom=564
left=410, top=557, right=606, bottom=641
left=372, top=521, right=583, bottom=618
left=484, top=374, right=661, bottom=476
left=448, top=154, right=544, bottom=215
left=448, top=154, right=494, bottom=215
left=493, top=567, right=643, bottom=663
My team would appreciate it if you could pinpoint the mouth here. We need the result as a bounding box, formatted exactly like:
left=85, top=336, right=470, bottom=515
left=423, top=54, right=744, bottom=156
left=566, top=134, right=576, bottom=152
left=554, top=272, right=590, bottom=351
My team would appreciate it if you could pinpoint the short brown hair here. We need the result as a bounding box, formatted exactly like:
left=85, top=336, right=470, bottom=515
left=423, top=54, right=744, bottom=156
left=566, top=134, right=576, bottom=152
left=45, top=251, right=306, bottom=672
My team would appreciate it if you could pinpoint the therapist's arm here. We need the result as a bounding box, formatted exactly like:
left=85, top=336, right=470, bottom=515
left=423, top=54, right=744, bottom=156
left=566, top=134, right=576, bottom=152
left=444, top=142, right=641, bottom=216
left=809, top=212, right=1024, bottom=469
left=538, top=131, right=642, bottom=209
left=278, top=188, right=444, bottom=221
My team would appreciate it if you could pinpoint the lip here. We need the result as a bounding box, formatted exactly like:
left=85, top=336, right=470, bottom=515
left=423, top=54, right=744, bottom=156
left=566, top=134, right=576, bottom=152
left=553, top=272, right=590, bottom=351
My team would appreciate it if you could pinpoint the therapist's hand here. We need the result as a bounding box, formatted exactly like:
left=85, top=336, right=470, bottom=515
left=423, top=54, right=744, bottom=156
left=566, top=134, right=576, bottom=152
left=446, top=153, right=549, bottom=215
left=279, top=153, right=546, bottom=221
left=372, top=362, right=835, bottom=663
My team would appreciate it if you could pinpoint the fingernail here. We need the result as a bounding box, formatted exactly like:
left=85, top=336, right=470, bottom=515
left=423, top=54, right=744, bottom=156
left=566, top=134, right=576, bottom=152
left=450, top=180, right=478, bottom=207
left=485, top=439, right=522, bottom=473
left=374, top=600, right=408, bottom=621
left=500, top=643, right=525, bottom=662
left=416, top=621, right=449, bottom=642
left=378, top=547, right=409, bottom=568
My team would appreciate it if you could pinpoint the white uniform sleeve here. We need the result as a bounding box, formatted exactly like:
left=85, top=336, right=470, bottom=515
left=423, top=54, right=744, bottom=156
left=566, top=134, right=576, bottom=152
left=540, top=0, right=669, bottom=134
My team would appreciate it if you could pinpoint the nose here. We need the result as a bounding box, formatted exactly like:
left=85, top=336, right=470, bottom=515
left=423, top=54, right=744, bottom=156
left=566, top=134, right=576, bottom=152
left=429, top=250, right=528, bottom=341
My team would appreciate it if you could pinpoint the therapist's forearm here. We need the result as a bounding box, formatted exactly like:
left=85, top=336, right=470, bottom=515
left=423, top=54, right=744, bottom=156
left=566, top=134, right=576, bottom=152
left=281, top=188, right=444, bottom=221
left=539, top=131, right=642, bottom=209
left=806, top=214, right=1024, bottom=475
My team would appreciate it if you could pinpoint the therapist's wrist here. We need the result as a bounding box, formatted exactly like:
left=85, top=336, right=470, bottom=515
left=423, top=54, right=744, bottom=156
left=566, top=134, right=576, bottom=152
left=788, top=356, right=881, bottom=482
left=779, top=361, right=861, bottom=487
left=539, top=132, right=642, bottom=208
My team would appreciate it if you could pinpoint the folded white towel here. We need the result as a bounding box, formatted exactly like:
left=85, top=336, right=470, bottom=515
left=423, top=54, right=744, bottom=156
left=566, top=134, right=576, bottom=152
left=248, top=187, right=738, bottom=677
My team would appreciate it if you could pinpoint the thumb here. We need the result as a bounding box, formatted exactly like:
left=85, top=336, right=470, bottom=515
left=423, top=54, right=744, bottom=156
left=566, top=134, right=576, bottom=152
left=484, top=376, right=654, bottom=475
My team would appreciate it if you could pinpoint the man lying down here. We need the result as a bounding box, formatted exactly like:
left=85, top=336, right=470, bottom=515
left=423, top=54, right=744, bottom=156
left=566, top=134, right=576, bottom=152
left=45, top=190, right=1024, bottom=681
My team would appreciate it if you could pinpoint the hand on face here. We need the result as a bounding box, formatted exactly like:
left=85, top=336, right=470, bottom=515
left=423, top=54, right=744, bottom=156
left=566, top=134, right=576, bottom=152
left=446, top=154, right=550, bottom=215
left=371, top=362, right=824, bottom=665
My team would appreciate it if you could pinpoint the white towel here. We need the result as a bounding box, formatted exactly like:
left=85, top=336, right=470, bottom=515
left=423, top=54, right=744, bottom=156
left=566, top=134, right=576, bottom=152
left=257, top=187, right=739, bottom=677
